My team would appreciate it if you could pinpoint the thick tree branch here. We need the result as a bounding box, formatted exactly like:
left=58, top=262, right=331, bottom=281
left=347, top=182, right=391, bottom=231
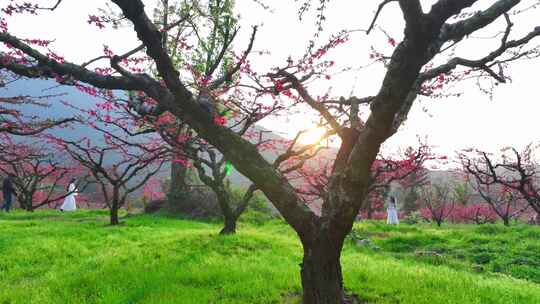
left=0, top=32, right=150, bottom=91
left=398, top=0, right=424, bottom=35
left=438, top=0, right=520, bottom=44
left=428, top=0, right=478, bottom=24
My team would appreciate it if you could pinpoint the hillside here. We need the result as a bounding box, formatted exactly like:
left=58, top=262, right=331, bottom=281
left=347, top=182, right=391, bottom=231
left=0, top=210, right=539, bottom=304
left=0, top=79, right=473, bottom=193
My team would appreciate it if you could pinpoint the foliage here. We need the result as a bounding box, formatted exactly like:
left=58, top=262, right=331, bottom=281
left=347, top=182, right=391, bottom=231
left=402, top=211, right=424, bottom=225
left=450, top=203, right=498, bottom=224
left=165, top=185, right=222, bottom=218
left=159, top=180, right=277, bottom=225
left=228, top=183, right=272, bottom=214
left=402, top=187, right=420, bottom=215
left=163, top=167, right=201, bottom=205
left=418, top=183, right=456, bottom=226
left=228, top=183, right=280, bottom=225
left=452, top=181, right=472, bottom=206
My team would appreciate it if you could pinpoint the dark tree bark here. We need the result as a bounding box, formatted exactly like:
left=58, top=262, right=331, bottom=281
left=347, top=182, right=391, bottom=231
left=21, top=199, right=33, bottom=211
left=214, top=185, right=237, bottom=234
left=110, top=204, right=120, bottom=225
left=192, top=152, right=257, bottom=235
left=300, top=238, right=345, bottom=303
left=220, top=216, right=237, bottom=235
left=168, top=160, right=189, bottom=207
left=110, top=187, right=120, bottom=225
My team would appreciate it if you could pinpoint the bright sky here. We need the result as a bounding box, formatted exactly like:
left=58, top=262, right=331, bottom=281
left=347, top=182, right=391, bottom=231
left=5, top=0, right=540, bottom=160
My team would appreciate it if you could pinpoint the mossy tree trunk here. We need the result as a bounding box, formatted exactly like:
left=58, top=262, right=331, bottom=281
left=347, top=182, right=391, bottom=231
left=192, top=153, right=257, bottom=236
left=110, top=187, right=121, bottom=226
left=300, top=233, right=346, bottom=303
left=168, top=160, right=190, bottom=207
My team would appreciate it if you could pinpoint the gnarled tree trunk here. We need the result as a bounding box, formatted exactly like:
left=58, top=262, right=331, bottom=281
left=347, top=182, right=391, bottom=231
left=300, top=238, right=345, bottom=304
left=110, top=204, right=119, bottom=225
left=168, top=160, right=189, bottom=207
left=298, top=184, right=358, bottom=304
left=20, top=197, right=33, bottom=212
left=220, top=216, right=237, bottom=235
left=215, top=186, right=237, bottom=235
left=110, top=187, right=120, bottom=225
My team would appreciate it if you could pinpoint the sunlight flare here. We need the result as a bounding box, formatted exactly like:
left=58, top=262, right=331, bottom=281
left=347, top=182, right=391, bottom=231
left=298, top=127, right=328, bottom=146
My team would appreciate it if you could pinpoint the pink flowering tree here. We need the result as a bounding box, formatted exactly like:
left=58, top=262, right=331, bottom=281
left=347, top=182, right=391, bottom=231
left=2, top=1, right=540, bottom=302
left=285, top=142, right=436, bottom=219
left=459, top=146, right=539, bottom=225
left=47, top=104, right=168, bottom=224
left=58, top=137, right=167, bottom=225
left=143, top=177, right=165, bottom=202
left=451, top=203, right=498, bottom=224
left=0, top=135, right=84, bottom=211
left=475, top=187, right=529, bottom=226
left=419, top=183, right=456, bottom=226
left=189, top=146, right=259, bottom=235
left=364, top=144, right=438, bottom=218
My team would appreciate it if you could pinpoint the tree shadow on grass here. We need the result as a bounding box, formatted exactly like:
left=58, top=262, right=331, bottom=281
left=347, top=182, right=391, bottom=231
left=282, top=289, right=368, bottom=304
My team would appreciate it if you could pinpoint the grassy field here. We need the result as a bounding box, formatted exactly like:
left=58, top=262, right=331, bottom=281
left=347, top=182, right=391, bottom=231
left=0, top=210, right=539, bottom=304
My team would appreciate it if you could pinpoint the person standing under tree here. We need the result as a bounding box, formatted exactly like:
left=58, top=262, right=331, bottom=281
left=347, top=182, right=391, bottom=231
left=60, top=178, right=78, bottom=212
left=387, top=196, right=399, bottom=225
left=1, top=174, right=17, bottom=212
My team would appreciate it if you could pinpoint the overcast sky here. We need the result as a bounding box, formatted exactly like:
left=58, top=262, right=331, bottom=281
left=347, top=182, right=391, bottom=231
left=4, top=0, right=540, bottom=161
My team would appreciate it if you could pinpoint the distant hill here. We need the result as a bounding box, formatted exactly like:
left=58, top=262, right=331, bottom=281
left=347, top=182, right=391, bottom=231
left=3, top=79, right=477, bottom=201
left=0, top=79, right=292, bottom=186
left=1, top=79, right=98, bottom=140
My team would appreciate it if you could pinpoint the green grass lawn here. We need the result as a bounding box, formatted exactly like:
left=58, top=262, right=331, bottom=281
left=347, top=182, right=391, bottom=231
left=0, top=210, right=539, bottom=303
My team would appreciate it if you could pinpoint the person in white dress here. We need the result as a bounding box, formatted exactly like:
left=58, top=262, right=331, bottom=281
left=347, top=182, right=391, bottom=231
left=60, top=178, right=78, bottom=212
left=386, top=196, right=399, bottom=224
